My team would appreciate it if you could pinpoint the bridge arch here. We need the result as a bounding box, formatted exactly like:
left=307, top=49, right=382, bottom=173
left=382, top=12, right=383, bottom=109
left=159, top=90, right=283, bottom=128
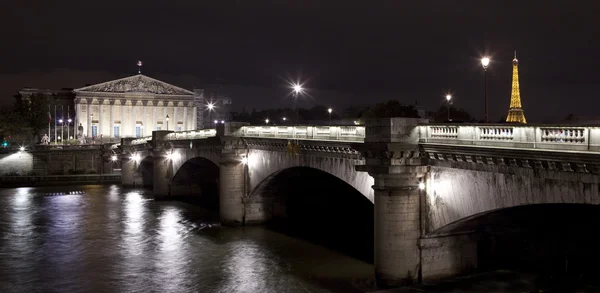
left=246, top=166, right=374, bottom=262
left=246, top=149, right=374, bottom=202
left=169, top=156, right=220, bottom=210
left=135, top=155, right=153, bottom=187
left=426, top=203, right=600, bottom=276
left=424, top=166, right=600, bottom=233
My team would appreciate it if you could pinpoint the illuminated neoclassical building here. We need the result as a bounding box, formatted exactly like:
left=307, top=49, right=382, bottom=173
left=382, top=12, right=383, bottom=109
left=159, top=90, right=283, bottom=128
left=73, top=74, right=198, bottom=139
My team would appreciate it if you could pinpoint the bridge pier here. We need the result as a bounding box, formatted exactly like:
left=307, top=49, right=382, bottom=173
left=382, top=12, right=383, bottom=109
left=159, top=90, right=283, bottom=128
left=419, top=233, right=478, bottom=281
left=357, top=117, right=429, bottom=287
left=152, top=130, right=174, bottom=198
left=219, top=138, right=248, bottom=226
left=121, top=137, right=137, bottom=187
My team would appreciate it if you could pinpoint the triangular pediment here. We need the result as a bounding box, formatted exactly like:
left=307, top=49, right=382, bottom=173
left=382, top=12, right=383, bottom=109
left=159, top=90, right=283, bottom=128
left=74, top=74, right=194, bottom=96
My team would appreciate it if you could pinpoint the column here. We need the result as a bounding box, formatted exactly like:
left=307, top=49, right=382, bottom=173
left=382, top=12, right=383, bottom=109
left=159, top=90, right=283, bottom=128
left=153, top=105, right=157, bottom=131
left=98, top=101, right=103, bottom=136
left=87, top=102, right=91, bottom=137
left=121, top=101, right=126, bottom=137
left=192, top=106, right=198, bottom=130
left=132, top=101, right=137, bottom=137
left=173, top=102, right=178, bottom=131
left=183, top=106, right=188, bottom=131
left=152, top=130, right=174, bottom=198
left=356, top=117, right=428, bottom=288
left=163, top=105, right=167, bottom=130
left=110, top=102, right=114, bottom=139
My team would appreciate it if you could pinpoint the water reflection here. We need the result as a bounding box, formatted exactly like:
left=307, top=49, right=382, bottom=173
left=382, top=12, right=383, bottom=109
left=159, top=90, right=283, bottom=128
left=0, top=185, right=372, bottom=293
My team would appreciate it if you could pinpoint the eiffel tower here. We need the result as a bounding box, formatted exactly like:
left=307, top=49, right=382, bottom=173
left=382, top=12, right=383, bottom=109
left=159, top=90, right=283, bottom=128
left=506, top=51, right=527, bottom=123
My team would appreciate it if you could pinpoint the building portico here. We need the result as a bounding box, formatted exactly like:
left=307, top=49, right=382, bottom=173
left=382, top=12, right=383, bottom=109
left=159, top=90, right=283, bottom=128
left=73, top=74, right=197, bottom=140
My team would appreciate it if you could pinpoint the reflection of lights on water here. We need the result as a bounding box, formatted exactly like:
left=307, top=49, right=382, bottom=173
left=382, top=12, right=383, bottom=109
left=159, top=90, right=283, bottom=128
left=159, top=208, right=183, bottom=251
left=13, top=188, right=32, bottom=206
left=124, top=192, right=145, bottom=236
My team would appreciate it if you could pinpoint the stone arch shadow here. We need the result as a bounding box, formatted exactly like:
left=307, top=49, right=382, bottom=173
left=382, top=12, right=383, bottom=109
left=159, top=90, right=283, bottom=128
left=247, top=166, right=374, bottom=263
left=169, top=156, right=220, bottom=211
left=135, top=156, right=154, bottom=188
left=426, top=203, right=600, bottom=277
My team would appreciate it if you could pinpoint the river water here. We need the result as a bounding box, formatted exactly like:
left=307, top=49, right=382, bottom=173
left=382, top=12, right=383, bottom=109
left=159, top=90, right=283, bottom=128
left=0, top=185, right=373, bottom=293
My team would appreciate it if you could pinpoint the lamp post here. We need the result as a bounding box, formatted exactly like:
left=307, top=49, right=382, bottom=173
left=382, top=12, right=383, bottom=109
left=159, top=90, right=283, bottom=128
left=292, top=84, right=303, bottom=125
left=445, top=95, right=452, bottom=121
left=327, top=108, right=333, bottom=125
left=207, top=102, right=215, bottom=129
left=282, top=117, right=287, bottom=124
left=67, top=118, right=72, bottom=140
left=481, top=57, right=490, bottom=123
left=265, top=119, right=269, bottom=125
left=166, top=115, right=169, bottom=130
left=59, top=119, right=64, bottom=145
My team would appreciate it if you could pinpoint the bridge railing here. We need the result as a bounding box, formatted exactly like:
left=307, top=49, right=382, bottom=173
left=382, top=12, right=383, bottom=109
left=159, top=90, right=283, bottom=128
left=420, top=124, right=600, bottom=152
left=130, top=136, right=152, bottom=146
left=165, top=129, right=217, bottom=141
left=238, top=125, right=365, bottom=142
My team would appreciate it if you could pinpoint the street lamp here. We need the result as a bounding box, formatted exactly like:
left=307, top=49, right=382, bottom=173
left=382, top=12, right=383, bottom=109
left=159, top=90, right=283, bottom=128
left=292, top=84, right=303, bottom=124
left=481, top=57, right=490, bottom=123
left=282, top=117, right=287, bottom=123
left=207, top=102, right=215, bottom=128
left=327, top=108, right=333, bottom=125
left=265, top=118, right=269, bottom=125
left=67, top=118, right=72, bottom=141
left=166, top=115, right=169, bottom=130
left=214, top=120, right=218, bottom=126
left=446, top=95, right=452, bottom=121
left=58, top=119, right=64, bottom=145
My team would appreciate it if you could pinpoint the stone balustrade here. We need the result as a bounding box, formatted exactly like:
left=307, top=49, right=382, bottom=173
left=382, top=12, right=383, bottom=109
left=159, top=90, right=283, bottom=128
left=165, top=129, right=217, bottom=141
left=420, top=124, right=600, bottom=152
left=237, top=125, right=366, bottom=142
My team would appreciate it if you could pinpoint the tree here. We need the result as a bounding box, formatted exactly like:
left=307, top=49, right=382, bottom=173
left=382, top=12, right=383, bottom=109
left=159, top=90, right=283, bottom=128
left=358, top=100, right=420, bottom=123
left=14, top=93, right=53, bottom=140
left=0, top=105, right=29, bottom=143
left=432, top=105, right=474, bottom=123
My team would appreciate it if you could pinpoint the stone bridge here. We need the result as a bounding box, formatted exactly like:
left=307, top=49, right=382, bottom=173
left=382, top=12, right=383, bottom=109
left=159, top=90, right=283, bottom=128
left=118, top=119, right=600, bottom=287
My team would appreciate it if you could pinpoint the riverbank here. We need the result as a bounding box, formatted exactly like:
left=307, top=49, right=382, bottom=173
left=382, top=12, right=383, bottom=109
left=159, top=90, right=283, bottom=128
left=0, top=174, right=120, bottom=187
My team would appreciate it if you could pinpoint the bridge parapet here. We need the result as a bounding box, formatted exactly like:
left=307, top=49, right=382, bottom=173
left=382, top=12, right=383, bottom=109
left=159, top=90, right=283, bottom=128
left=420, top=124, right=600, bottom=152
left=238, top=125, right=365, bottom=142
left=165, top=129, right=216, bottom=141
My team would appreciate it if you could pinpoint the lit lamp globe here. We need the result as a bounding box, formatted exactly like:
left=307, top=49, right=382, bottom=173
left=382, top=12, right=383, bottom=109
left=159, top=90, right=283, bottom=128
left=481, top=57, right=490, bottom=69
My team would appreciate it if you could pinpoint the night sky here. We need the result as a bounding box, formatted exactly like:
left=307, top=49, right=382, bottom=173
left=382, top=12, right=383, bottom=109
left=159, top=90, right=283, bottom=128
left=2, top=0, right=599, bottom=122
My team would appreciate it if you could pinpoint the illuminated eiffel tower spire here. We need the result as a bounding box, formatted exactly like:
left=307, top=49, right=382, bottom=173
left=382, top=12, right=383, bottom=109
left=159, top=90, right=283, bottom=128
left=506, top=51, right=527, bottom=123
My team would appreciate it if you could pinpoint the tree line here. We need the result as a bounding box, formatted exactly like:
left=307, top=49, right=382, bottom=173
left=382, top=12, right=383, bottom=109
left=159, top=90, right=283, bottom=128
left=230, top=100, right=477, bottom=125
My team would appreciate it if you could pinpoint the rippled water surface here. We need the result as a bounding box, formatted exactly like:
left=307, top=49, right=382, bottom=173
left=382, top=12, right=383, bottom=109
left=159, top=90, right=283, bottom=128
left=0, top=185, right=373, bottom=293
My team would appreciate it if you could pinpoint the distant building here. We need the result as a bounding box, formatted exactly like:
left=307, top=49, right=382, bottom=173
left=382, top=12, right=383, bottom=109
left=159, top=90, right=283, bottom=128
left=18, top=73, right=233, bottom=140
left=194, top=85, right=232, bottom=129
left=18, top=88, right=75, bottom=116
left=73, top=74, right=197, bottom=140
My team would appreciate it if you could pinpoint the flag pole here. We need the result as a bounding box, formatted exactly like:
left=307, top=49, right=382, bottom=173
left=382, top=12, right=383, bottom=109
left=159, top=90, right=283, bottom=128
left=48, top=104, right=51, bottom=143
